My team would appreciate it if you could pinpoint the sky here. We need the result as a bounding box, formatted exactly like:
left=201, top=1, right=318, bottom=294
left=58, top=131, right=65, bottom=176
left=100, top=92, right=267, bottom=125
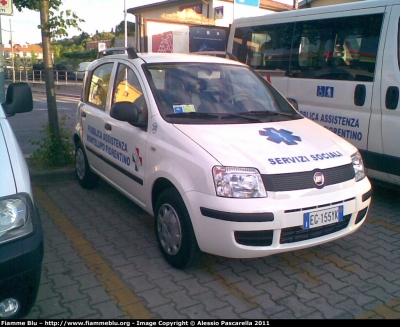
left=0, top=0, right=295, bottom=46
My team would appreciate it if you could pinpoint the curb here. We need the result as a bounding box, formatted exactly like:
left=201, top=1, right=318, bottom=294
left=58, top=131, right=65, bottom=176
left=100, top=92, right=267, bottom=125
left=7, top=81, right=82, bottom=98
left=30, top=169, right=76, bottom=185
left=28, top=162, right=76, bottom=184
left=30, top=87, right=81, bottom=99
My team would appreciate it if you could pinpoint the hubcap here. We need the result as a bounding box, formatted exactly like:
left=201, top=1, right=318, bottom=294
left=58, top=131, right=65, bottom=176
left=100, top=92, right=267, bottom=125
left=157, top=204, right=182, bottom=255
left=75, top=148, right=86, bottom=180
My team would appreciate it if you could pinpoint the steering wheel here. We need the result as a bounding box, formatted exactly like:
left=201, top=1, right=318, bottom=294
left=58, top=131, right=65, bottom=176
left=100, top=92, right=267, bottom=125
left=224, top=93, right=252, bottom=103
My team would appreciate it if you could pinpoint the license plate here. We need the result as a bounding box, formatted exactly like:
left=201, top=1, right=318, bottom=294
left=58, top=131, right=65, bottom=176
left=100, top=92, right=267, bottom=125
left=303, top=206, right=343, bottom=229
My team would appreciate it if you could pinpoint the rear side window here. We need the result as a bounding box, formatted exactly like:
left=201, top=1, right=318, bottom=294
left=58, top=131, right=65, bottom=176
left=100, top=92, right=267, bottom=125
left=88, top=63, right=113, bottom=110
left=232, top=13, right=383, bottom=82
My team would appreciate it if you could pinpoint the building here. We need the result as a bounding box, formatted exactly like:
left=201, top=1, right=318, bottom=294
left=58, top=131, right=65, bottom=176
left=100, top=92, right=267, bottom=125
left=128, top=0, right=294, bottom=53
left=3, top=43, right=43, bottom=61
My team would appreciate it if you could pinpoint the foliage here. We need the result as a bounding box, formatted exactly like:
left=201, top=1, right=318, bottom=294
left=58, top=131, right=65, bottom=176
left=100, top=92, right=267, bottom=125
left=14, top=1, right=133, bottom=64
left=13, top=1, right=83, bottom=167
left=13, top=0, right=85, bottom=39
left=115, top=21, right=135, bottom=37
left=29, top=114, right=75, bottom=167
left=91, top=31, right=115, bottom=41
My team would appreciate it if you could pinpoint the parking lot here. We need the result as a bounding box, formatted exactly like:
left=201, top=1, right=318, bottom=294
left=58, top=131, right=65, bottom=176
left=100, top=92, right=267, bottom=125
left=23, top=167, right=400, bottom=319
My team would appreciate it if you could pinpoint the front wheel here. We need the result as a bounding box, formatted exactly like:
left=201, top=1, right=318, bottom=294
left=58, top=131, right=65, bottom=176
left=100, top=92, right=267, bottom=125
left=75, top=141, right=99, bottom=189
left=155, top=188, right=202, bottom=269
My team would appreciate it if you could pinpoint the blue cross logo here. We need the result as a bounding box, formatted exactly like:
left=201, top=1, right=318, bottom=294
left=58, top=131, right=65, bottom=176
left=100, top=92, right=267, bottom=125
left=259, top=128, right=302, bottom=145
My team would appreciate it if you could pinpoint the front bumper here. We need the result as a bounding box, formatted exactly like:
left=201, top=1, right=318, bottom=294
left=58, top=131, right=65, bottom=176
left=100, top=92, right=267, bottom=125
left=184, top=177, right=372, bottom=258
left=0, top=203, right=44, bottom=318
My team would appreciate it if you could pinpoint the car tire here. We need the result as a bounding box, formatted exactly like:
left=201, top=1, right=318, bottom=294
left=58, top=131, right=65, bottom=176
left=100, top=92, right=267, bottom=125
left=155, top=188, right=202, bottom=269
left=75, top=141, right=99, bottom=189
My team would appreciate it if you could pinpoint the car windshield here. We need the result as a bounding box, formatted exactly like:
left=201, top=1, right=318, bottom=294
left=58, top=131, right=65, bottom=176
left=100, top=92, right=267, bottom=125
left=144, top=63, right=302, bottom=124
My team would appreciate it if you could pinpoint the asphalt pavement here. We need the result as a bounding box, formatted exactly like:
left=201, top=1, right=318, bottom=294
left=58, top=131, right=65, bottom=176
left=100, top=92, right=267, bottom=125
left=18, top=83, right=400, bottom=320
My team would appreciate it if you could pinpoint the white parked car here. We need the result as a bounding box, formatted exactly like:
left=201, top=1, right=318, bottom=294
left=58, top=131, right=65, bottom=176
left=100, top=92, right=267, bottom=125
left=76, top=61, right=92, bottom=81
left=74, top=48, right=372, bottom=269
left=0, top=83, right=43, bottom=318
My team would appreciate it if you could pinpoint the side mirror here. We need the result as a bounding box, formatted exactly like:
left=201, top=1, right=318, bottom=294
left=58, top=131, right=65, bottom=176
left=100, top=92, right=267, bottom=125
left=287, top=98, right=298, bottom=110
left=110, top=101, right=147, bottom=128
left=2, top=83, right=33, bottom=116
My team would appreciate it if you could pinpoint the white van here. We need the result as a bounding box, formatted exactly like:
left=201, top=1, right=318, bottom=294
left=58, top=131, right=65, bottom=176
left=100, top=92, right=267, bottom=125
left=76, top=61, right=92, bottom=80
left=227, top=0, right=400, bottom=188
left=74, top=48, right=371, bottom=269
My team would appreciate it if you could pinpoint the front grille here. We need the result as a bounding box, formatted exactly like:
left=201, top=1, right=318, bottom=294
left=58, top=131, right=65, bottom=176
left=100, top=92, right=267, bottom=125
left=280, top=214, right=351, bottom=244
left=262, top=163, right=354, bottom=192
left=235, top=230, right=274, bottom=246
left=284, top=197, right=354, bottom=214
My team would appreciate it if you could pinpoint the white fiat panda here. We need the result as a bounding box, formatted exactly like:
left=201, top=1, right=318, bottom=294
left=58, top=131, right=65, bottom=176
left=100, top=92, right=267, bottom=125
left=0, top=83, right=43, bottom=318
left=74, top=48, right=372, bottom=269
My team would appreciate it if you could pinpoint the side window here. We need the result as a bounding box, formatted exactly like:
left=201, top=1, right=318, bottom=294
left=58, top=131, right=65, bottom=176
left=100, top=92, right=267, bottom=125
left=292, top=14, right=383, bottom=81
left=88, top=63, right=113, bottom=110
left=113, top=64, right=148, bottom=123
left=398, top=18, right=400, bottom=71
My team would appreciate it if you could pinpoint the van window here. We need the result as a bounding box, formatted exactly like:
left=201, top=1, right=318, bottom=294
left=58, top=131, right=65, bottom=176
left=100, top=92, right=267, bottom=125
left=88, top=63, right=113, bottom=110
left=232, top=14, right=383, bottom=82
left=292, top=14, right=383, bottom=81
left=233, top=23, right=294, bottom=72
left=398, top=18, right=400, bottom=71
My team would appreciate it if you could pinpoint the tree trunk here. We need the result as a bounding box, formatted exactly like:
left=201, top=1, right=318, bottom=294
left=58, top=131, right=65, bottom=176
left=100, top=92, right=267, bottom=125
left=39, top=0, right=65, bottom=166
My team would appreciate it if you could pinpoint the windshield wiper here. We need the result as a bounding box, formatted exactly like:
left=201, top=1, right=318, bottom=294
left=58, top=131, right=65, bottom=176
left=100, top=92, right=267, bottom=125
left=166, top=112, right=219, bottom=119
left=220, top=113, right=263, bottom=122
left=240, top=110, right=295, bottom=117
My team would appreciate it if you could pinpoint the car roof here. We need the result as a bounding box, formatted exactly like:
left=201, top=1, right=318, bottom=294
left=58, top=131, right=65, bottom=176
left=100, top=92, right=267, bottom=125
left=96, top=50, right=245, bottom=66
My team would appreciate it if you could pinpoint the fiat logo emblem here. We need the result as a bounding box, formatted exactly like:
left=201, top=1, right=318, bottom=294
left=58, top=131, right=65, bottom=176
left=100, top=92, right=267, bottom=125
left=314, top=172, right=325, bottom=187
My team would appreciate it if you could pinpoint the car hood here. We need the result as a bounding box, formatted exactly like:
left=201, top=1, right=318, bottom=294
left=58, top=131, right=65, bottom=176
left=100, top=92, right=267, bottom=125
left=0, top=122, right=17, bottom=196
left=174, top=119, right=356, bottom=174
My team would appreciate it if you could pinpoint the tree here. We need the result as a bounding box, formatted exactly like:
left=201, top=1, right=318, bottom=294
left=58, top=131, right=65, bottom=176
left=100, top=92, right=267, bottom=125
left=115, top=20, right=135, bottom=37
left=30, top=49, right=39, bottom=65
left=13, top=0, right=84, bottom=166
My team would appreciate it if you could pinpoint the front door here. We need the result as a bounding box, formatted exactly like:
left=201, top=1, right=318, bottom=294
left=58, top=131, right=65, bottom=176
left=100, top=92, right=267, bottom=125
left=102, top=62, right=150, bottom=205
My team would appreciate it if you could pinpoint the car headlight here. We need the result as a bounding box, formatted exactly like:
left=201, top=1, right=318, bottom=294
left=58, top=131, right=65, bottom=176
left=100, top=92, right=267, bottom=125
left=212, top=166, right=267, bottom=198
left=351, top=151, right=366, bottom=182
left=0, top=193, right=33, bottom=244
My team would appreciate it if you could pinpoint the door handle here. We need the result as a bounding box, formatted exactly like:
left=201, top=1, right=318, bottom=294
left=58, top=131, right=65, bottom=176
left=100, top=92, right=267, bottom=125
left=386, top=86, right=399, bottom=110
left=81, top=111, right=86, bottom=118
left=105, top=123, right=112, bottom=131
left=354, top=84, right=366, bottom=106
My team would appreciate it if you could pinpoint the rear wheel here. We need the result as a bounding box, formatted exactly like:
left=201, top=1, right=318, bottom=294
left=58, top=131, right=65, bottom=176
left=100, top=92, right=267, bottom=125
left=75, top=141, right=99, bottom=189
left=155, top=188, right=202, bottom=269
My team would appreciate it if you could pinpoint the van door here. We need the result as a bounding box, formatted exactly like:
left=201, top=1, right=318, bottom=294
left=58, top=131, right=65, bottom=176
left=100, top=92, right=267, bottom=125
left=379, top=5, right=400, bottom=183
left=286, top=11, right=384, bottom=156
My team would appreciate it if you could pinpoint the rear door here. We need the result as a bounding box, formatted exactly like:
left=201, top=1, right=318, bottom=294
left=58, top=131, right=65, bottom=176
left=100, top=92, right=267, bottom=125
left=81, top=61, right=115, bottom=175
